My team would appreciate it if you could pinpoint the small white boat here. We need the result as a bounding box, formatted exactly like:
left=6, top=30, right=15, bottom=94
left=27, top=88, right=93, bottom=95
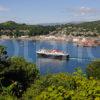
left=36, top=49, right=69, bottom=59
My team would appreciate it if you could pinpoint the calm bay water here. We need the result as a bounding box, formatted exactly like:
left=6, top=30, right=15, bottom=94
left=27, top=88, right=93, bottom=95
left=0, top=39, right=100, bottom=74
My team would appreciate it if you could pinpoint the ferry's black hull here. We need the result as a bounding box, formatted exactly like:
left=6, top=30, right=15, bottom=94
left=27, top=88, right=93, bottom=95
left=37, top=53, right=69, bottom=60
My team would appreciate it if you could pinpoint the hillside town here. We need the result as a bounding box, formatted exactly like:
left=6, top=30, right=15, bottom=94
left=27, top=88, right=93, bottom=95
left=0, top=21, right=100, bottom=47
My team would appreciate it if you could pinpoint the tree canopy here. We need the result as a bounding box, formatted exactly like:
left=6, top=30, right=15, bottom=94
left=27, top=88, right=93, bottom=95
left=23, top=70, right=100, bottom=100
left=86, top=59, right=100, bottom=79
left=0, top=21, right=57, bottom=36
left=0, top=46, right=39, bottom=97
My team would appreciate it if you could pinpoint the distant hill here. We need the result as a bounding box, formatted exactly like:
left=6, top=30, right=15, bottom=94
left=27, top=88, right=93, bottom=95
left=1, top=21, right=17, bottom=25
left=49, top=20, right=100, bottom=37
left=0, top=21, right=57, bottom=36
left=0, top=20, right=100, bottom=37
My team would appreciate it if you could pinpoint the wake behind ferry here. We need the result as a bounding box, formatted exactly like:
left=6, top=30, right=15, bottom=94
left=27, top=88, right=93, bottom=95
left=36, top=49, right=69, bottom=59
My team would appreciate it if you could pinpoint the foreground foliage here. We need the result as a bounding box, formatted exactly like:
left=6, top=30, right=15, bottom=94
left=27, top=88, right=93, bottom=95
left=0, top=57, right=39, bottom=97
left=23, top=69, right=100, bottom=100
left=87, top=59, right=100, bottom=79
left=0, top=46, right=39, bottom=98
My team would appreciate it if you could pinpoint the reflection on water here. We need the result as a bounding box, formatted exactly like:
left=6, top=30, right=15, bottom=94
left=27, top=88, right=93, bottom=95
left=0, top=40, right=100, bottom=75
left=36, top=56, right=90, bottom=74
left=37, top=57, right=67, bottom=66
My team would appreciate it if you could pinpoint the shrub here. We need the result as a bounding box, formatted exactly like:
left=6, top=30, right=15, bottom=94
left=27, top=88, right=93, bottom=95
left=0, top=45, right=6, bottom=54
left=0, top=83, right=17, bottom=100
left=0, top=45, right=8, bottom=63
left=0, top=56, right=39, bottom=97
left=0, top=95, right=17, bottom=100
left=23, top=70, right=100, bottom=100
left=86, top=59, right=100, bottom=79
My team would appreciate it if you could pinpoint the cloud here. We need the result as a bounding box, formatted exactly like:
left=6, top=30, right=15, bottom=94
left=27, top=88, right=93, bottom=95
left=78, top=7, right=98, bottom=15
left=0, top=5, right=9, bottom=12
left=67, top=6, right=100, bottom=16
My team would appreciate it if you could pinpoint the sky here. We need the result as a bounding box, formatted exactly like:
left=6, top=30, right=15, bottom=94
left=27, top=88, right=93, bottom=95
left=0, top=0, right=100, bottom=24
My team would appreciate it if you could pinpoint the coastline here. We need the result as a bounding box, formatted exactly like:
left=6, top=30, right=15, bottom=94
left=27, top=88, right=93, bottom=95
left=0, top=35, right=71, bottom=41
left=0, top=35, right=100, bottom=46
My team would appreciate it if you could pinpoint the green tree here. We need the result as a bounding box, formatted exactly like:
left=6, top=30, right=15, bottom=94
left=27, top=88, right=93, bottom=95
left=0, top=45, right=8, bottom=68
left=0, top=45, right=6, bottom=55
left=0, top=56, right=39, bottom=97
left=23, top=70, right=100, bottom=100
left=86, top=59, right=100, bottom=79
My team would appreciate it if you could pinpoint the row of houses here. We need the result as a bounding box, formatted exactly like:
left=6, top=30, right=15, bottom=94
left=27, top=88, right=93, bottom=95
left=73, top=37, right=100, bottom=47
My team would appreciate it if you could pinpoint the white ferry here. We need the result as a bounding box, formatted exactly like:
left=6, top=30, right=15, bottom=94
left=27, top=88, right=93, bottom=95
left=36, top=49, right=69, bottom=59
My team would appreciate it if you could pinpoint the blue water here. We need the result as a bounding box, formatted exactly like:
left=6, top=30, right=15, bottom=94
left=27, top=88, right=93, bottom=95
left=0, top=39, right=100, bottom=74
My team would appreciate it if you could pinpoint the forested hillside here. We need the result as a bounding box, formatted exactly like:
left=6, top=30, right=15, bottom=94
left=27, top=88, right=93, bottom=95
left=51, top=20, right=100, bottom=37
left=0, top=20, right=100, bottom=37
left=0, top=21, right=57, bottom=37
